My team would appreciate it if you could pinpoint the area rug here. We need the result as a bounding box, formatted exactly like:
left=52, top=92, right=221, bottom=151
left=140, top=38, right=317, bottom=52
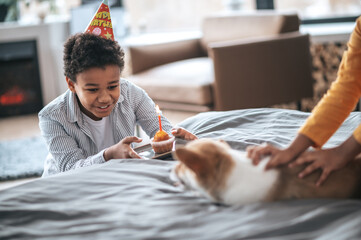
left=0, top=136, right=48, bottom=181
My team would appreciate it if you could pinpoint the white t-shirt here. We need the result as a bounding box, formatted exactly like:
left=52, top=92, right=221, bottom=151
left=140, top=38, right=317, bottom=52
left=83, top=114, right=115, bottom=151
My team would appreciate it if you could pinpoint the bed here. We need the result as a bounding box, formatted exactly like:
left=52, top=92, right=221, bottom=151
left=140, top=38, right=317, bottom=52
left=1, top=108, right=361, bottom=239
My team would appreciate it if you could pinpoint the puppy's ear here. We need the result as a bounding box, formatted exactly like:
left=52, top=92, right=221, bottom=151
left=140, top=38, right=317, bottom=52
left=174, top=148, right=209, bottom=177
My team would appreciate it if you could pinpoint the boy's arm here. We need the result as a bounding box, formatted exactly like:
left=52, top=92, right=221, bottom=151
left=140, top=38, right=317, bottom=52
left=39, top=115, right=106, bottom=173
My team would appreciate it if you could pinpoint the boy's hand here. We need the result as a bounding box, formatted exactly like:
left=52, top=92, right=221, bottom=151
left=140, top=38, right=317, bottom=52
left=104, top=136, right=143, bottom=161
left=171, top=127, right=198, bottom=140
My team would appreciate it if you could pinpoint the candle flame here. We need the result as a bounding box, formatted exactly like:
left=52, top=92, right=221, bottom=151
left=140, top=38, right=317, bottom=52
left=155, top=105, right=161, bottom=114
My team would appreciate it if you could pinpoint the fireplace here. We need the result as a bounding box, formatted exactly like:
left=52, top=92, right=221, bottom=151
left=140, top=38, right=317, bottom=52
left=0, top=40, right=43, bottom=117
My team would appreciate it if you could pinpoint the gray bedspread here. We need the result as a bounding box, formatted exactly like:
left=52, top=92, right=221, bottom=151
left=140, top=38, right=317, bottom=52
left=1, top=108, right=361, bottom=240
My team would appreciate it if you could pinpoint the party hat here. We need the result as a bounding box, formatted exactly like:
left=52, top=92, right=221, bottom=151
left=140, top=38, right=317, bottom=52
left=84, top=0, right=114, bottom=40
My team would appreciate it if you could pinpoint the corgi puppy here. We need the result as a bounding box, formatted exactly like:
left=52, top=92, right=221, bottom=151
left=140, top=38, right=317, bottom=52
left=172, top=139, right=361, bottom=205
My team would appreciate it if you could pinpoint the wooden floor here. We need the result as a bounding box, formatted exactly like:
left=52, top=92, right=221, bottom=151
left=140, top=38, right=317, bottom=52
left=0, top=110, right=198, bottom=191
left=0, top=113, right=41, bottom=141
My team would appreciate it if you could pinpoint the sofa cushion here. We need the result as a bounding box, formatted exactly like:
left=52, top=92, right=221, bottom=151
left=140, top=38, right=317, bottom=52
left=128, top=57, right=213, bottom=105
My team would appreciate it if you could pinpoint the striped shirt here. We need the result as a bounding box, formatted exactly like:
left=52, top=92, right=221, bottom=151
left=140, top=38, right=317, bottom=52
left=39, top=78, right=173, bottom=176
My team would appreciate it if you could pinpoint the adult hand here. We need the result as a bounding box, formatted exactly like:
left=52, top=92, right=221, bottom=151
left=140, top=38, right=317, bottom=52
left=171, top=127, right=198, bottom=140
left=104, top=136, right=143, bottom=161
left=247, top=144, right=297, bottom=169
left=289, top=135, right=361, bottom=186
left=289, top=148, right=350, bottom=186
left=247, top=134, right=314, bottom=169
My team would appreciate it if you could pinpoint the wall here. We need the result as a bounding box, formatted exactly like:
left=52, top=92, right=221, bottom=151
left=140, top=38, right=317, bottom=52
left=122, top=0, right=256, bottom=34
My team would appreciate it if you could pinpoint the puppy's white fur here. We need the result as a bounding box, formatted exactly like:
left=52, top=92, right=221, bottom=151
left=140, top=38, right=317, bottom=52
left=222, top=150, right=278, bottom=205
left=172, top=138, right=361, bottom=206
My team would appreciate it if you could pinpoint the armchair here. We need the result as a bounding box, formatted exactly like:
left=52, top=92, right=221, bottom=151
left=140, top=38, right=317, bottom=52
left=127, top=11, right=313, bottom=112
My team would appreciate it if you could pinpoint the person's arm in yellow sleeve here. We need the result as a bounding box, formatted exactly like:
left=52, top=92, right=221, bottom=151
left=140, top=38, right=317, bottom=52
left=247, top=17, right=361, bottom=186
left=353, top=124, right=361, bottom=146
left=299, top=16, right=361, bottom=148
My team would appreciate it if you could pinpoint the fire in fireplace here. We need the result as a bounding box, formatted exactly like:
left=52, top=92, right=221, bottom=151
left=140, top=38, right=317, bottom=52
left=0, top=86, right=27, bottom=106
left=0, top=40, right=43, bottom=117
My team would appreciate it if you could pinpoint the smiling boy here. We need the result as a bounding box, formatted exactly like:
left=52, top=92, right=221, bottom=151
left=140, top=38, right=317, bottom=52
left=39, top=33, right=196, bottom=176
left=69, top=65, right=121, bottom=121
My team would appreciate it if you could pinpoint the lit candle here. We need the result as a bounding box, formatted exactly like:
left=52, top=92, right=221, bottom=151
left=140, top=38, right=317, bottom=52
left=155, top=105, right=162, bottom=131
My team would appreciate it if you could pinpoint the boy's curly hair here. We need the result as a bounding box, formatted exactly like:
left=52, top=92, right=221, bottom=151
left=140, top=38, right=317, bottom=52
left=63, top=33, right=125, bottom=82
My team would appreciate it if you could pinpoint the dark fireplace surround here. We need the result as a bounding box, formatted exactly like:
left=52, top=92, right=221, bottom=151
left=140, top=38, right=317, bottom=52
left=0, top=40, right=43, bottom=117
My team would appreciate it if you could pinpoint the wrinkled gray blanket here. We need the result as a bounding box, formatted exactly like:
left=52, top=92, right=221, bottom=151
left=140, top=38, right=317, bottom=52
left=1, top=108, right=360, bottom=240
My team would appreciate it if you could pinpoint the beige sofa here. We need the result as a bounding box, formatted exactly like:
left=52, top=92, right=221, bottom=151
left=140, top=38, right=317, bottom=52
left=127, top=11, right=313, bottom=112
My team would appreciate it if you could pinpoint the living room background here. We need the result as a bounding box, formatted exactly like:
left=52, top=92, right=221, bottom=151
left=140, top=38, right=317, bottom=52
left=2, top=0, right=360, bottom=34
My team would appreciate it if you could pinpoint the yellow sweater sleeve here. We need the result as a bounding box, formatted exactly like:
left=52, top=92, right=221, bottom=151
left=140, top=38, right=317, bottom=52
left=299, top=17, right=361, bottom=148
